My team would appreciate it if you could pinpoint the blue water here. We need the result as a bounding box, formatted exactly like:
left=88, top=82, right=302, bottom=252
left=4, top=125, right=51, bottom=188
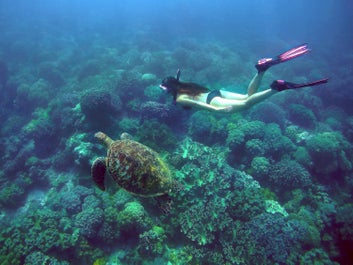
left=1, top=1, right=353, bottom=264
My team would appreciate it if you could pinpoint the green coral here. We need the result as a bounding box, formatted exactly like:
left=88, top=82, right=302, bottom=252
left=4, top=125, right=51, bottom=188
left=293, top=146, right=312, bottom=168
left=135, top=120, right=177, bottom=152
left=250, top=156, right=270, bottom=179
left=138, top=225, right=167, bottom=257
left=0, top=183, right=25, bottom=208
left=0, top=206, right=83, bottom=264
left=228, top=184, right=266, bottom=221
left=188, top=111, right=228, bottom=145
left=300, top=248, right=338, bottom=265
left=227, top=120, right=265, bottom=149
left=117, top=201, right=152, bottom=232
left=306, top=131, right=352, bottom=175
left=118, top=117, right=140, bottom=135
left=23, top=107, right=51, bottom=135
left=262, top=123, right=295, bottom=158
left=265, top=200, right=288, bottom=217
left=16, top=78, right=52, bottom=108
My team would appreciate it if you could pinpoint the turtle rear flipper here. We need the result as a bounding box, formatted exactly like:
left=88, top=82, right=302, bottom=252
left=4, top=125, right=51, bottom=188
left=91, top=157, right=107, bottom=191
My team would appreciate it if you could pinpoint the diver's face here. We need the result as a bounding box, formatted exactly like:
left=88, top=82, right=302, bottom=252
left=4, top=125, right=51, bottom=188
left=159, top=77, right=178, bottom=93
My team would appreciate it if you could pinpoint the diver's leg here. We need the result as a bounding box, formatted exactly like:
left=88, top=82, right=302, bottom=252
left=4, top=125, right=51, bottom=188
left=210, top=88, right=275, bottom=112
left=221, top=72, right=264, bottom=99
left=244, top=89, right=276, bottom=107
left=219, top=90, right=248, bottom=100
left=247, top=72, right=264, bottom=96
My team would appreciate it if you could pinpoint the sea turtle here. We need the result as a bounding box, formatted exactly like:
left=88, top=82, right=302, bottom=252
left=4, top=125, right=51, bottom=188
left=91, top=131, right=175, bottom=197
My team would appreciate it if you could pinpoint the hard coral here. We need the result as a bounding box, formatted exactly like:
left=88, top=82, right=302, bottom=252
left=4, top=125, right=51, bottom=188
left=228, top=184, right=266, bottom=221
left=25, top=251, right=69, bottom=265
left=15, top=79, right=52, bottom=111
left=306, top=131, right=352, bottom=176
left=138, top=226, right=166, bottom=257
left=117, top=201, right=152, bottom=233
left=262, top=123, right=296, bottom=159
left=245, top=138, right=265, bottom=157
left=269, top=159, right=312, bottom=191
left=135, top=119, right=177, bottom=152
left=250, top=156, right=270, bottom=180
left=226, top=120, right=265, bottom=157
left=140, top=101, right=181, bottom=126
left=237, top=213, right=307, bottom=264
left=38, top=63, right=65, bottom=87
left=188, top=111, right=218, bottom=145
left=288, top=103, right=317, bottom=128
left=75, top=207, right=104, bottom=239
left=66, top=133, right=97, bottom=169
left=300, top=248, right=338, bottom=265
left=80, top=89, right=121, bottom=127
left=249, top=101, right=286, bottom=128
left=23, top=107, right=59, bottom=158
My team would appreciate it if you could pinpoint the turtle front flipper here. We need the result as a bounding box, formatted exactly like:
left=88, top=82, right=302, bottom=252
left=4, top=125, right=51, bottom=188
left=91, top=157, right=107, bottom=191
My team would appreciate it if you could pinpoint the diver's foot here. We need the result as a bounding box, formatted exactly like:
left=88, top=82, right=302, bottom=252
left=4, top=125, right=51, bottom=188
left=271, top=78, right=329, bottom=91
left=256, top=44, right=310, bottom=73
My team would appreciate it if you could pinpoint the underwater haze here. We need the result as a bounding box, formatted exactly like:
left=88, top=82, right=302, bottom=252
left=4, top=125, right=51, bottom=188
left=1, top=0, right=353, bottom=264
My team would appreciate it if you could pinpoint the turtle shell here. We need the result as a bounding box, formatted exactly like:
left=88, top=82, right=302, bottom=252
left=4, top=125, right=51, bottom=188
left=106, top=139, right=172, bottom=197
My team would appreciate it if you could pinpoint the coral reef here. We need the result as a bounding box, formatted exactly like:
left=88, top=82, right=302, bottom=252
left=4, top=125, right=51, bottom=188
left=0, top=18, right=352, bottom=265
left=0, top=60, right=9, bottom=87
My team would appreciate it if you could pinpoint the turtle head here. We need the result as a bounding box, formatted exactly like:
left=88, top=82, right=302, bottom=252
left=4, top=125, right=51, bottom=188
left=91, top=157, right=107, bottom=191
left=95, top=131, right=114, bottom=149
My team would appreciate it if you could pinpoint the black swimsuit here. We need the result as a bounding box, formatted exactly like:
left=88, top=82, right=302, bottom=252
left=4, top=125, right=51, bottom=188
left=206, top=90, right=222, bottom=104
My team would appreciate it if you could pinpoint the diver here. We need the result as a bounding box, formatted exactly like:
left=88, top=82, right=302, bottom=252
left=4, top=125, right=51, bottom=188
left=160, top=44, right=328, bottom=113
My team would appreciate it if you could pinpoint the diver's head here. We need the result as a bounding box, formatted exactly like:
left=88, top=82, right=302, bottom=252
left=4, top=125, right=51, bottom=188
left=159, top=77, right=180, bottom=94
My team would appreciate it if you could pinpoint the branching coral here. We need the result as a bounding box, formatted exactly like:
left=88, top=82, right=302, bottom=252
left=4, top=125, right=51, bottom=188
left=135, top=119, right=177, bottom=152
left=306, top=131, right=353, bottom=176
left=236, top=213, right=307, bottom=264
left=75, top=207, right=104, bottom=239
left=179, top=198, right=231, bottom=245
left=228, top=183, right=266, bottom=221
left=269, top=159, right=312, bottom=192
left=138, top=226, right=166, bottom=257
left=117, top=201, right=152, bottom=233
left=250, top=156, right=270, bottom=180
left=262, top=123, right=296, bottom=159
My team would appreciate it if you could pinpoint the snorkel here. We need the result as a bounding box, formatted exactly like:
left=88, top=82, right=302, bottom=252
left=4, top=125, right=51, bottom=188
left=159, top=69, right=181, bottom=104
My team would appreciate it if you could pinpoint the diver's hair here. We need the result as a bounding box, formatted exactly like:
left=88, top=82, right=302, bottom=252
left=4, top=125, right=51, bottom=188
left=176, top=81, right=210, bottom=96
